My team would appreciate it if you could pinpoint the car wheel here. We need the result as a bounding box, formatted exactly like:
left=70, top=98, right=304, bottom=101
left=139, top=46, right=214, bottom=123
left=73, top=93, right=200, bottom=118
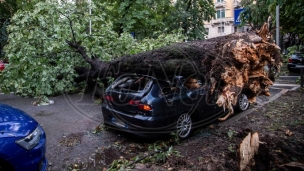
left=235, top=93, right=250, bottom=112
left=176, top=113, right=192, bottom=139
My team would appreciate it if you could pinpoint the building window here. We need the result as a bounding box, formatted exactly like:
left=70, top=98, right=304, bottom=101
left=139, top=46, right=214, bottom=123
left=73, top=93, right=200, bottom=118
left=218, top=27, right=224, bottom=34
left=205, top=28, right=209, bottom=35
left=217, top=0, right=224, bottom=2
left=216, top=10, right=225, bottom=19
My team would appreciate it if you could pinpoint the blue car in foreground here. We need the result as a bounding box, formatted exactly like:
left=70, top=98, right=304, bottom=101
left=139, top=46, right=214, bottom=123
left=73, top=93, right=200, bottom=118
left=0, top=104, right=47, bottom=171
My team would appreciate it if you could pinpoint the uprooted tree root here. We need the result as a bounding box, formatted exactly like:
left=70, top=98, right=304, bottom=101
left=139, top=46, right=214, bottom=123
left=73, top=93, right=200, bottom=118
left=67, top=23, right=282, bottom=121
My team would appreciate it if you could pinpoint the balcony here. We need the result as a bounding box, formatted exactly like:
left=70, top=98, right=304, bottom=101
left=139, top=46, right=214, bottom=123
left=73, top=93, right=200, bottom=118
left=233, top=0, right=241, bottom=8
left=215, top=1, right=226, bottom=8
left=211, top=17, right=234, bottom=25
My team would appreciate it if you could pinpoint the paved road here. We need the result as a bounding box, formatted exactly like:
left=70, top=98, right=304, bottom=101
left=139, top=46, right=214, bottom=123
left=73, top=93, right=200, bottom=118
left=0, top=76, right=300, bottom=170
left=0, top=92, right=116, bottom=170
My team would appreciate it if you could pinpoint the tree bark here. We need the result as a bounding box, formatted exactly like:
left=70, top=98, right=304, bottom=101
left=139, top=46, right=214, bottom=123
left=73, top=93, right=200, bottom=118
left=68, top=22, right=282, bottom=121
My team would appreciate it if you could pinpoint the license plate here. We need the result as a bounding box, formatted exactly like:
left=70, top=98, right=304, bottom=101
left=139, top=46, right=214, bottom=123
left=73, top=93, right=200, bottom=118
left=111, top=117, right=128, bottom=128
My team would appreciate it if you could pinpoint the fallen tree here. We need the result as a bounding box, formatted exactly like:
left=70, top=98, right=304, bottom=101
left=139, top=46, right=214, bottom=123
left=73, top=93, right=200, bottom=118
left=67, top=22, right=282, bottom=121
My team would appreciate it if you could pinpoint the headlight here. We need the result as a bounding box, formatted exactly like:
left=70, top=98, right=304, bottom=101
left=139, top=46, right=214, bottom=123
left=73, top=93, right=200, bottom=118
left=15, top=126, right=41, bottom=150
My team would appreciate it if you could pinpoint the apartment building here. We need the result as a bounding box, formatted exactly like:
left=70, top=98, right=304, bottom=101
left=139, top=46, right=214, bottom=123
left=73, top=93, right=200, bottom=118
left=205, top=0, right=251, bottom=38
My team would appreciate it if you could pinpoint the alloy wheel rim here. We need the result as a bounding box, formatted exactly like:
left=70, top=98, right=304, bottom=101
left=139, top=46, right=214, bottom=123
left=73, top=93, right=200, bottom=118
left=177, top=113, right=192, bottom=138
left=239, top=94, right=249, bottom=111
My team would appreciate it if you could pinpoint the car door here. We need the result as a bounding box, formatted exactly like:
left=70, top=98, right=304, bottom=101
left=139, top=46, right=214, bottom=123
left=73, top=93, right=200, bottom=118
left=176, top=77, right=218, bottom=120
left=189, top=86, right=221, bottom=120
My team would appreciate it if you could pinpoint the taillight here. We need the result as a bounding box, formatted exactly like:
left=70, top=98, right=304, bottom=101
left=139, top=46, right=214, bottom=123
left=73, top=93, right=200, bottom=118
left=105, top=95, right=113, bottom=101
left=138, top=104, right=152, bottom=111
left=128, top=100, right=152, bottom=111
left=288, top=58, right=292, bottom=63
left=129, top=100, right=140, bottom=105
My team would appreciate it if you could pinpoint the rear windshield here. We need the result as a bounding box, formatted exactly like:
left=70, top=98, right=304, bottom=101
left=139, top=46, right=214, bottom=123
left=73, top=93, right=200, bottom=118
left=292, top=53, right=304, bottom=58
left=110, top=75, right=152, bottom=92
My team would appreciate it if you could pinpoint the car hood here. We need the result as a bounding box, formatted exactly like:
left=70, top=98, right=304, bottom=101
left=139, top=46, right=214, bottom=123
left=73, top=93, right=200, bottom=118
left=0, top=104, right=37, bottom=138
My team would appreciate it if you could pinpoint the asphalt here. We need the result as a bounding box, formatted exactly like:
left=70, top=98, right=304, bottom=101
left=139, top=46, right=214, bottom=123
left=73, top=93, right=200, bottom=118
left=0, top=92, right=113, bottom=170
left=0, top=75, right=301, bottom=170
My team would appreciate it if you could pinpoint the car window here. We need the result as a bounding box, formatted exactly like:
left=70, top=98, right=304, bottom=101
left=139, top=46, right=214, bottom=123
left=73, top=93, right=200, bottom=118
left=159, top=81, right=180, bottom=95
left=292, top=53, right=304, bottom=58
left=111, top=76, right=151, bottom=92
left=183, top=78, right=202, bottom=90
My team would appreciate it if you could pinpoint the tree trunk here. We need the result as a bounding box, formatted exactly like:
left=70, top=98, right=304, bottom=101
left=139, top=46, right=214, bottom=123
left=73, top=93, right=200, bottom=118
left=67, top=22, right=282, bottom=121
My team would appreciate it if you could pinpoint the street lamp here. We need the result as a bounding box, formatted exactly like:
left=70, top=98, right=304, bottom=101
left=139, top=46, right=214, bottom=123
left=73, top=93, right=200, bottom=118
left=276, top=5, right=279, bottom=47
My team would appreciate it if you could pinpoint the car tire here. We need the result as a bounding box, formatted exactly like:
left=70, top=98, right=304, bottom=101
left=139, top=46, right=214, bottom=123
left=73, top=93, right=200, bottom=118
left=235, top=93, right=250, bottom=112
left=176, top=113, right=192, bottom=139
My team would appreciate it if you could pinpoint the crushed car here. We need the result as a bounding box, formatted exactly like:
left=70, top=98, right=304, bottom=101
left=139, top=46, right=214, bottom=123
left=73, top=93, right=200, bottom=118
left=102, top=74, right=250, bottom=139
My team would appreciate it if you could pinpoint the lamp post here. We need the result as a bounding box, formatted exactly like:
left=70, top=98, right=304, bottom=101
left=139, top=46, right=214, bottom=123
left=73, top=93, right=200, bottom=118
left=276, top=5, right=279, bottom=47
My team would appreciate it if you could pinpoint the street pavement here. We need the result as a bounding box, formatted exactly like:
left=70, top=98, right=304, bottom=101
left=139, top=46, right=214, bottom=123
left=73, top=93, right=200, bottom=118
left=0, top=92, right=114, bottom=170
left=0, top=75, right=301, bottom=170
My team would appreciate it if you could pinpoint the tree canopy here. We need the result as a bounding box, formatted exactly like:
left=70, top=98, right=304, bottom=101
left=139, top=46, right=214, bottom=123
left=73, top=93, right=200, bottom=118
left=101, top=0, right=215, bottom=40
left=0, top=1, right=189, bottom=96
left=0, top=0, right=40, bottom=58
left=240, top=0, right=304, bottom=47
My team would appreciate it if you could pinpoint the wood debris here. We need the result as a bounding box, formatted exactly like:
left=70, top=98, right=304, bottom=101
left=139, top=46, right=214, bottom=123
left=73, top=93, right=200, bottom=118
left=239, top=132, right=260, bottom=171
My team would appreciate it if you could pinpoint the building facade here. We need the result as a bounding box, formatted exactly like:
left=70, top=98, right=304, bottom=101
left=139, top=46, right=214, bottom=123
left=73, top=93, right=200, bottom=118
left=205, top=0, right=250, bottom=38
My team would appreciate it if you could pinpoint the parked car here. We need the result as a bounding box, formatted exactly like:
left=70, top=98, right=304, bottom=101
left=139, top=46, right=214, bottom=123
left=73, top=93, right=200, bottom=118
left=102, top=74, right=250, bottom=139
left=287, top=52, right=304, bottom=71
left=0, top=104, right=47, bottom=171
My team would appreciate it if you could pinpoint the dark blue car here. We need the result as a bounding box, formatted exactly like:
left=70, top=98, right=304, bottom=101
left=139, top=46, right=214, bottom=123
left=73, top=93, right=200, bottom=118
left=102, top=74, right=249, bottom=139
left=0, top=104, right=47, bottom=171
left=287, top=52, right=304, bottom=71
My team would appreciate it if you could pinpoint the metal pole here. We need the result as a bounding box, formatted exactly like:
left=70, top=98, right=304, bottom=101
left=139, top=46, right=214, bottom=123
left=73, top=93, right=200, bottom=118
left=276, top=6, right=279, bottom=46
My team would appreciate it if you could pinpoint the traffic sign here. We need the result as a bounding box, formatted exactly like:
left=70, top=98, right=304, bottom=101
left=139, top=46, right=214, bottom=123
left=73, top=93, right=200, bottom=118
left=234, top=8, right=244, bottom=25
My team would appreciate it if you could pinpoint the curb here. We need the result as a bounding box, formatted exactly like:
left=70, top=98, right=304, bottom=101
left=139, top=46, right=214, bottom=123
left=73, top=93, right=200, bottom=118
left=218, top=89, right=289, bottom=126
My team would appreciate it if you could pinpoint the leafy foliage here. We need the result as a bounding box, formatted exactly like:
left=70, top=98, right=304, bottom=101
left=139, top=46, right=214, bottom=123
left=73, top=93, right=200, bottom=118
left=240, top=0, right=304, bottom=46
left=0, top=1, right=184, bottom=96
left=102, top=0, right=173, bottom=39
left=1, top=1, right=125, bottom=96
left=279, top=0, right=304, bottom=46
left=171, top=0, right=215, bottom=40
left=0, top=19, right=9, bottom=58
left=0, top=0, right=39, bottom=58
left=107, top=141, right=180, bottom=171
left=102, top=0, right=215, bottom=40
